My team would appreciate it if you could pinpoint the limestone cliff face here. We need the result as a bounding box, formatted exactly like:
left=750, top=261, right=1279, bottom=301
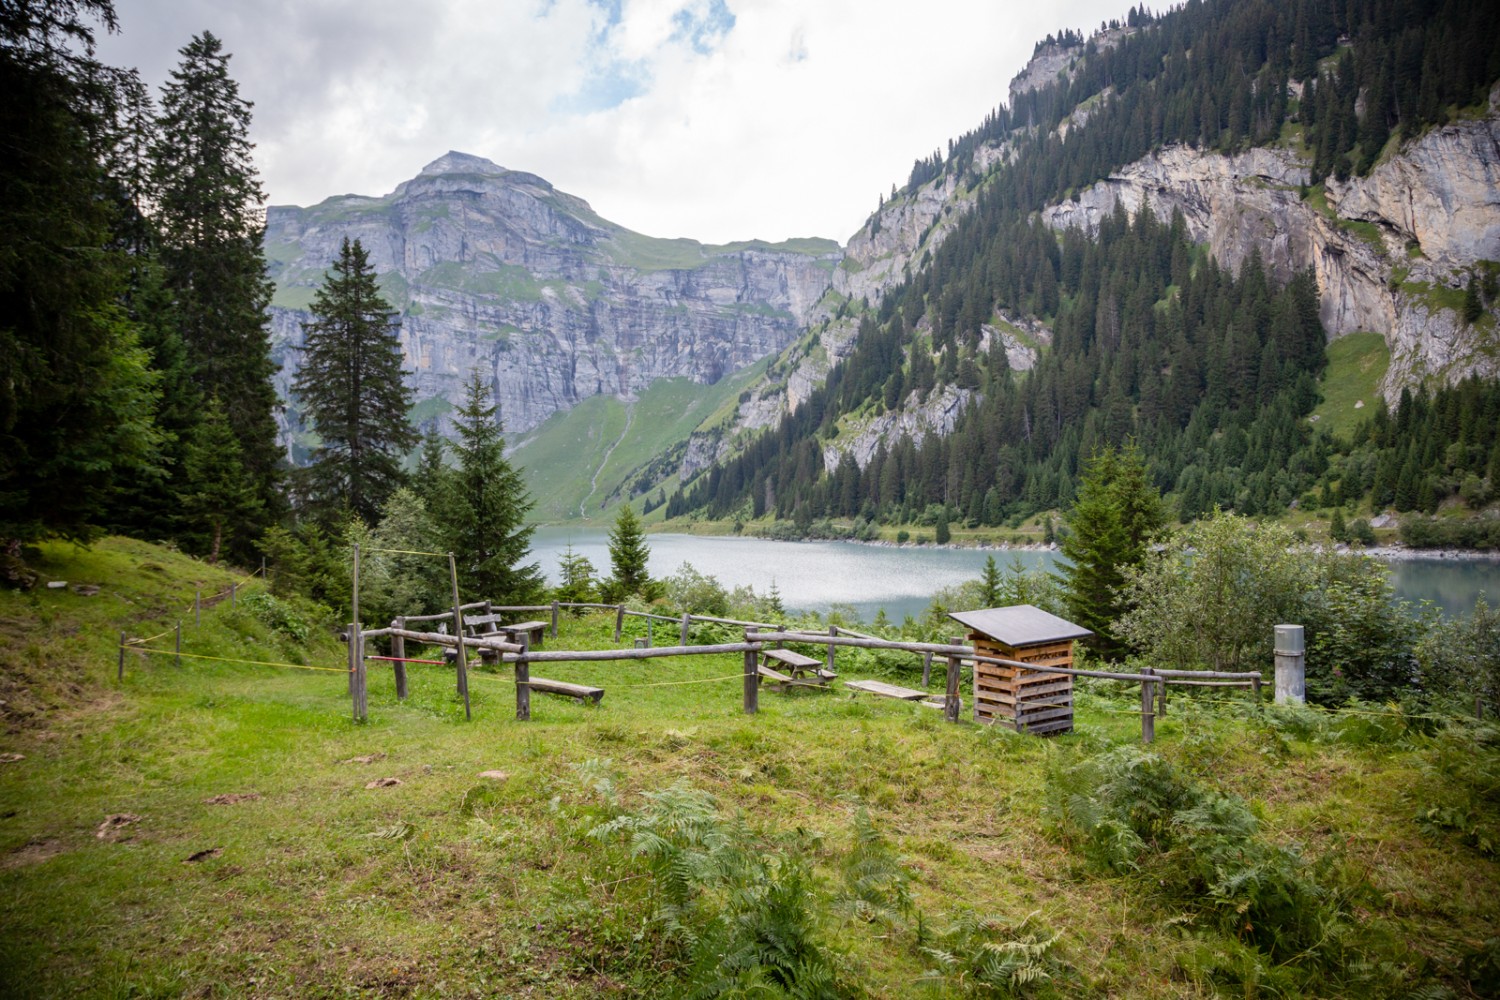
left=1040, top=109, right=1500, bottom=397
left=677, top=160, right=986, bottom=480
left=265, top=152, right=839, bottom=447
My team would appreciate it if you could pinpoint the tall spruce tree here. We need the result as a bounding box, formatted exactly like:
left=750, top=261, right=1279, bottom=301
left=0, top=0, right=162, bottom=555
left=180, top=396, right=261, bottom=564
left=152, top=31, right=280, bottom=545
left=293, top=237, right=416, bottom=524
left=433, top=371, right=540, bottom=604
left=1058, top=445, right=1164, bottom=657
left=605, top=504, right=652, bottom=600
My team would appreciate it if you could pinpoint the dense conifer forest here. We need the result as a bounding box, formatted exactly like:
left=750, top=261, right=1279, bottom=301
left=666, top=0, right=1500, bottom=533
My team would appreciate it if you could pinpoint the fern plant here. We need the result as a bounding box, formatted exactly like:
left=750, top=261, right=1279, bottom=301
left=919, top=910, right=1064, bottom=997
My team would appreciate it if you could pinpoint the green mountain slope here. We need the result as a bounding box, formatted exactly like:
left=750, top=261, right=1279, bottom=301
left=511, top=359, right=770, bottom=522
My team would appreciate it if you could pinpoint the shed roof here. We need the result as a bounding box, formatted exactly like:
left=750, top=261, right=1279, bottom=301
left=949, top=605, right=1093, bottom=647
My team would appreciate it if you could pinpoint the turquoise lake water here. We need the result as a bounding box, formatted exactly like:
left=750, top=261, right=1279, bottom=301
left=530, top=527, right=1499, bottom=622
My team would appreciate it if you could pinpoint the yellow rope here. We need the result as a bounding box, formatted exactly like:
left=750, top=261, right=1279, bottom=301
left=126, top=627, right=175, bottom=646
left=126, top=645, right=351, bottom=674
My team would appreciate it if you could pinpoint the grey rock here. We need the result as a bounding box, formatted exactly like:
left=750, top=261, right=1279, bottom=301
left=265, top=152, right=841, bottom=449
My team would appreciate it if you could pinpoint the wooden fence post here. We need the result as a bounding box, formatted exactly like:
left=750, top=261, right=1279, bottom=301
left=634, top=638, right=648, bottom=649
left=647, top=618, right=653, bottom=647
left=1140, top=669, right=1156, bottom=744
left=678, top=612, right=689, bottom=646
left=614, top=604, right=625, bottom=643
left=827, top=625, right=837, bottom=674
left=1251, top=673, right=1262, bottom=709
left=448, top=553, right=471, bottom=721
left=515, top=633, right=531, bottom=722
left=117, top=631, right=126, bottom=682
left=175, top=621, right=181, bottom=669
left=944, top=655, right=961, bottom=723
left=922, top=651, right=933, bottom=688
left=350, top=544, right=360, bottom=695
left=392, top=617, right=408, bottom=701
left=353, top=623, right=368, bottom=722
left=550, top=600, right=559, bottom=639
left=743, top=635, right=758, bottom=715
left=1158, top=673, right=1168, bottom=717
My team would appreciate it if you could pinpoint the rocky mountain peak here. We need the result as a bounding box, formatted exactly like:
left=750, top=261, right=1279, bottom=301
left=419, top=150, right=510, bottom=178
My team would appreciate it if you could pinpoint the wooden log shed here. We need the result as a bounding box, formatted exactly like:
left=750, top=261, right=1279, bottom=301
left=949, top=605, right=1092, bottom=736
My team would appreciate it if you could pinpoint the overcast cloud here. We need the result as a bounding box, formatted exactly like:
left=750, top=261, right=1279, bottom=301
left=97, top=0, right=1130, bottom=244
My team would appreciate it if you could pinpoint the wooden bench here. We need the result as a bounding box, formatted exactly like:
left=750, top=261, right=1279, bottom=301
left=526, top=677, right=603, bottom=705
left=844, top=679, right=928, bottom=700
left=762, top=648, right=835, bottom=684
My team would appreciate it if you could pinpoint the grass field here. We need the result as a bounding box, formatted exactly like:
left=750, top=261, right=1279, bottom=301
left=1313, top=332, right=1391, bottom=441
left=511, top=363, right=768, bottom=523
left=1, top=539, right=1497, bottom=998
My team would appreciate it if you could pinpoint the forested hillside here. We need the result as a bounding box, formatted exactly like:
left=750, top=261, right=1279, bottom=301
left=665, top=0, right=1500, bottom=533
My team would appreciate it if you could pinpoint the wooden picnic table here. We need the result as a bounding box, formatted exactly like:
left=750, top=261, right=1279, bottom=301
left=758, top=647, right=836, bottom=690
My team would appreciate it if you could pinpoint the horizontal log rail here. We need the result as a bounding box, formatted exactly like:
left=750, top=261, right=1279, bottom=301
left=747, top=630, right=1168, bottom=686
left=360, top=626, right=523, bottom=654
left=504, top=642, right=763, bottom=664
left=1152, top=668, right=1265, bottom=681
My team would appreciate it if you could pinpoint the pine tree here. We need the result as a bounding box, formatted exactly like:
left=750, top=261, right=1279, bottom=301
left=0, top=0, right=163, bottom=551
left=152, top=31, right=280, bottom=542
left=414, top=427, right=448, bottom=505
left=554, top=545, right=597, bottom=605
left=980, top=555, right=1002, bottom=606
left=1058, top=445, right=1164, bottom=657
left=293, top=237, right=416, bottom=524
left=180, top=396, right=261, bottom=564
left=432, top=371, right=540, bottom=605
left=605, top=504, right=652, bottom=600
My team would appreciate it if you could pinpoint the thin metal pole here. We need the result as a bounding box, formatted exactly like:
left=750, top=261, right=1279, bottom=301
left=117, top=632, right=126, bottom=682
left=448, top=553, right=471, bottom=721
left=175, top=621, right=181, bottom=669
left=349, top=544, right=360, bottom=695
left=194, top=589, right=201, bottom=628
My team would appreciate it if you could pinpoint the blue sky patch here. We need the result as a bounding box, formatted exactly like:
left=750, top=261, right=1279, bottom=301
left=671, top=0, right=736, bottom=56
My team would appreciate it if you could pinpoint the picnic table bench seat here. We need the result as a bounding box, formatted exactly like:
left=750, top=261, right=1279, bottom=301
left=526, top=677, right=603, bottom=705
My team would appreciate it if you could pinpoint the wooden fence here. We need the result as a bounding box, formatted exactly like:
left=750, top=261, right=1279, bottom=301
left=346, top=609, right=1269, bottom=743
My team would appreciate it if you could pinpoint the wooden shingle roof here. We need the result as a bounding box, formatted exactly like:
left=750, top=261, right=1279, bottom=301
left=948, top=605, right=1092, bottom=647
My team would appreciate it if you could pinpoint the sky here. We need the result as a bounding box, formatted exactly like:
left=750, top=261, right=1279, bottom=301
left=96, top=0, right=1131, bottom=245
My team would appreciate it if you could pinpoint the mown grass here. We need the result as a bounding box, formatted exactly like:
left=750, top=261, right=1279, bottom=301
left=0, top=539, right=1496, bottom=998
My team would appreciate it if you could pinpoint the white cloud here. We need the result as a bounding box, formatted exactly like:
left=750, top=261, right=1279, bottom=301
left=97, top=0, right=1130, bottom=242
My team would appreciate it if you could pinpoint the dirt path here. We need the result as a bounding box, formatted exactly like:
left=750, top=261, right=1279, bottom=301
left=579, top=402, right=634, bottom=519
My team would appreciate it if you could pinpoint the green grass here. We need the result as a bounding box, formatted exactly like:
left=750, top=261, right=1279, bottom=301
left=511, top=361, right=769, bottom=524
left=1313, top=332, right=1390, bottom=440
left=1, top=539, right=1496, bottom=997
left=603, top=227, right=839, bottom=273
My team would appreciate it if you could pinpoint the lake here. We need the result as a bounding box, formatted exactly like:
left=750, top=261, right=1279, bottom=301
left=530, top=527, right=1500, bottom=622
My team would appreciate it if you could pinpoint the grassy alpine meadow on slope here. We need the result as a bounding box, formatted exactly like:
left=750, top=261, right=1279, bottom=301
left=0, top=539, right=1498, bottom=998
